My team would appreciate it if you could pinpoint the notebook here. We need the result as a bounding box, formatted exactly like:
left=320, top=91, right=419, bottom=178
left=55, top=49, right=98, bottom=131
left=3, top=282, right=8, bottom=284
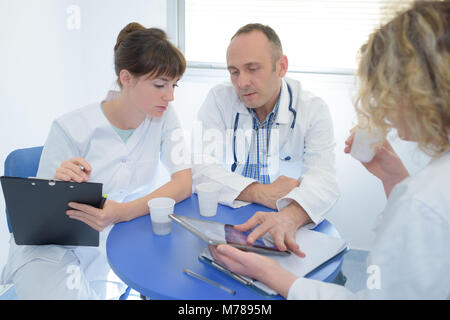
left=199, top=227, right=348, bottom=296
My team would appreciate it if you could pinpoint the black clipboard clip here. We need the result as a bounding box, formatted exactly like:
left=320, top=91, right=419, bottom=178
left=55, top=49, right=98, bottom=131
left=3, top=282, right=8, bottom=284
left=99, top=194, right=107, bottom=209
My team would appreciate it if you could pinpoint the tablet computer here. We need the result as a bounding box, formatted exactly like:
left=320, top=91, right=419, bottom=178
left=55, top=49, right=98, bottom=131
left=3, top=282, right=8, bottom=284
left=1, top=176, right=101, bottom=246
left=169, top=214, right=290, bottom=256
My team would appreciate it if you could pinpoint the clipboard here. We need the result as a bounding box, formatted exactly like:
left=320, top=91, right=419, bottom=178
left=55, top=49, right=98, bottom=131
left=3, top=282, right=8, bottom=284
left=1, top=176, right=102, bottom=246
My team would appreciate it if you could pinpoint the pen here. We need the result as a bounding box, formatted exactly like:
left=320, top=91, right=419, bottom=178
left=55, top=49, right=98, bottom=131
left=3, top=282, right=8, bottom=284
left=99, top=194, right=107, bottom=209
left=183, top=268, right=236, bottom=295
left=209, top=259, right=253, bottom=286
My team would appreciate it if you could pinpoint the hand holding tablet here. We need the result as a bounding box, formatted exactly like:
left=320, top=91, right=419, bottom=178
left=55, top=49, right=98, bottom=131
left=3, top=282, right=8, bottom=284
left=169, top=214, right=291, bottom=256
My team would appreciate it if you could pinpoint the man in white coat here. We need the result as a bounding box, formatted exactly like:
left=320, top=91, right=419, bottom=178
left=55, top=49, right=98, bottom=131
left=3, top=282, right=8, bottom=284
left=192, top=23, right=339, bottom=256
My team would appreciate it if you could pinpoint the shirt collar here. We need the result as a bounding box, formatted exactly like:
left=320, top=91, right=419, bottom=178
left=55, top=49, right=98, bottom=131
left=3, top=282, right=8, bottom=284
left=274, top=78, right=292, bottom=125
left=247, top=86, right=281, bottom=126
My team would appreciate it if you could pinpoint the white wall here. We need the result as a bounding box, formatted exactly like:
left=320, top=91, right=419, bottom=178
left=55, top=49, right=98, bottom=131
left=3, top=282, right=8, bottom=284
left=0, top=0, right=167, bottom=276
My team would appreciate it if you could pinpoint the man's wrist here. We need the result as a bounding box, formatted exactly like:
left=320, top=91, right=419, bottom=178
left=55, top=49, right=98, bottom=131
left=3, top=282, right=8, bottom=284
left=279, top=201, right=312, bottom=228
left=237, top=181, right=263, bottom=203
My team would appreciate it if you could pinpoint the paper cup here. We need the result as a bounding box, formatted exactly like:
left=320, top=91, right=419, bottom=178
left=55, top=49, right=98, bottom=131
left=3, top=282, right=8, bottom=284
left=148, top=197, right=175, bottom=235
left=350, top=128, right=384, bottom=163
left=196, top=182, right=221, bottom=217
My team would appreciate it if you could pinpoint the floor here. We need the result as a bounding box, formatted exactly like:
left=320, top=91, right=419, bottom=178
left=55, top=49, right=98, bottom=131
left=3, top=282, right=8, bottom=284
left=0, top=284, right=16, bottom=300
left=0, top=249, right=369, bottom=300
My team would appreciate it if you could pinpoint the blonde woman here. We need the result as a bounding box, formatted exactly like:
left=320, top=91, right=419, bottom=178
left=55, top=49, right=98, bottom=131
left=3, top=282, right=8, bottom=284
left=209, top=0, right=450, bottom=299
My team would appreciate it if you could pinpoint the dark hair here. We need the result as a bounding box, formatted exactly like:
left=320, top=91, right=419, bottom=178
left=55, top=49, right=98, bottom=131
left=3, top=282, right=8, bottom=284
left=114, top=22, right=186, bottom=88
left=231, top=23, right=283, bottom=63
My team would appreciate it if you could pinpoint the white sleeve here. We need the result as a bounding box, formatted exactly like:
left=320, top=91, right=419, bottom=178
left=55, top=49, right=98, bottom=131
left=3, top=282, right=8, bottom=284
left=192, top=88, right=256, bottom=208
left=276, top=98, right=339, bottom=227
left=287, top=197, right=450, bottom=299
left=288, top=277, right=357, bottom=300
left=36, top=120, right=80, bottom=179
left=160, top=107, right=192, bottom=175
left=361, top=197, right=450, bottom=299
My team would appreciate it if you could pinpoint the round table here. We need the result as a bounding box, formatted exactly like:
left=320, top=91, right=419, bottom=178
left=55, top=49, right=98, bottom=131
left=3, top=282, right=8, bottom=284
left=107, top=194, right=344, bottom=300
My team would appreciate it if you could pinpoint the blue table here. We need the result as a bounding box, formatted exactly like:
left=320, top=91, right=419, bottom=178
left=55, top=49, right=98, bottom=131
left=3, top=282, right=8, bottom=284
left=106, top=194, right=344, bottom=300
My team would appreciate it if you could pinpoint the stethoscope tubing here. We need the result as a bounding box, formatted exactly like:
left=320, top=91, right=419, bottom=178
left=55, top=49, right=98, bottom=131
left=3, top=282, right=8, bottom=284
left=231, top=84, right=296, bottom=172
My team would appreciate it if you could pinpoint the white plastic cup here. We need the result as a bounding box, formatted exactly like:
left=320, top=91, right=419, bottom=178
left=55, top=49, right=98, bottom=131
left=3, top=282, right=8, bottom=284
left=350, top=127, right=384, bottom=163
left=196, top=182, right=222, bottom=217
left=148, top=197, right=175, bottom=236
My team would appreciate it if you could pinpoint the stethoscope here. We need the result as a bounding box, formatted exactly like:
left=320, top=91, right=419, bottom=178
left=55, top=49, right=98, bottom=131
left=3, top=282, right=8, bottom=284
left=231, top=83, right=297, bottom=172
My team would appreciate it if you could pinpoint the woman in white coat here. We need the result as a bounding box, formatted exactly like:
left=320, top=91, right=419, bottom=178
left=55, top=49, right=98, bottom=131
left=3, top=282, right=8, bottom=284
left=1, top=23, right=192, bottom=299
left=209, top=0, right=450, bottom=299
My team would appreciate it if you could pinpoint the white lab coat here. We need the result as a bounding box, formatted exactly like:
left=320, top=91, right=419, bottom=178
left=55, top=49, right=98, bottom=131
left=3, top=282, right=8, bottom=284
left=287, top=149, right=450, bottom=299
left=1, top=91, right=190, bottom=299
left=192, top=77, right=338, bottom=226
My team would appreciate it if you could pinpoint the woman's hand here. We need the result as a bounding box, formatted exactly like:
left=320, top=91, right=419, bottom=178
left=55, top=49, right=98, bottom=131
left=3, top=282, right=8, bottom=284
left=209, top=244, right=298, bottom=298
left=345, top=129, right=409, bottom=197
left=54, top=158, right=92, bottom=183
left=66, top=199, right=124, bottom=232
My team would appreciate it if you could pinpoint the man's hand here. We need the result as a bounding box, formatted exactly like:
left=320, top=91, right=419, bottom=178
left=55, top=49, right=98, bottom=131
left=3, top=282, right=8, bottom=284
left=235, top=202, right=310, bottom=257
left=237, top=175, right=300, bottom=209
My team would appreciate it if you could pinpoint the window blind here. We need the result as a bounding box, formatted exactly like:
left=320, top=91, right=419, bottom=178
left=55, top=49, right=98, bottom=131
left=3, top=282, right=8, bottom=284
left=185, top=0, right=414, bottom=70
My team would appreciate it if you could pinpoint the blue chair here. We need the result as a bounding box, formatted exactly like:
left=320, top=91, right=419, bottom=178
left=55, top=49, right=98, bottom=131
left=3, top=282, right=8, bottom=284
left=3, top=146, right=43, bottom=233
left=2, top=146, right=133, bottom=300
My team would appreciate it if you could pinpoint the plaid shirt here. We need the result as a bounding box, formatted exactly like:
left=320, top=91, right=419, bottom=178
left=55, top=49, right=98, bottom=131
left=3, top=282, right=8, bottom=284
left=241, top=96, right=280, bottom=184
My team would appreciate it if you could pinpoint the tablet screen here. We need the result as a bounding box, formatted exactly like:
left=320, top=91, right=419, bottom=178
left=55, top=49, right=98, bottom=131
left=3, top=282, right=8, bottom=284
left=224, top=224, right=279, bottom=251
left=170, top=214, right=290, bottom=255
